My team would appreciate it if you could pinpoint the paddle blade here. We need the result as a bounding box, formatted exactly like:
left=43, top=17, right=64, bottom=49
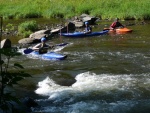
left=23, top=48, right=34, bottom=54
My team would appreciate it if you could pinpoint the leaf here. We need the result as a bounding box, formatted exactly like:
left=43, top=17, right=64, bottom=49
left=14, top=63, right=24, bottom=69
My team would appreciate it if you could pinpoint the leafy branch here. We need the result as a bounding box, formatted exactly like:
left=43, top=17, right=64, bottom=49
left=0, top=48, right=32, bottom=112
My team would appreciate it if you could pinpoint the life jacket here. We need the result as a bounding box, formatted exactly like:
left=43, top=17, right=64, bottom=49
left=39, top=48, right=48, bottom=54
left=39, top=43, right=48, bottom=54
left=110, top=22, right=123, bottom=28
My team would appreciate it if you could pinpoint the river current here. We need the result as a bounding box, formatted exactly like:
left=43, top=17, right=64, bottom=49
left=6, top=19, right=150, bottom=113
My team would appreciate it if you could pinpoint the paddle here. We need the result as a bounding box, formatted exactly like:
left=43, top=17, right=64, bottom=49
left=23, top=42, right=68, bottom=54
left=23, top=48, right=34, bottom=54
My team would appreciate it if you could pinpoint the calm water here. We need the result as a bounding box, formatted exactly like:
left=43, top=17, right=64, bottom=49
left=6, top=19, right=150, bottom=113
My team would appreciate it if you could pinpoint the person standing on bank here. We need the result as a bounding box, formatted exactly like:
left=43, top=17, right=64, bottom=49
left=109, top=18, right=124, bottom=30
left=83, top=21, right=92, bottom=34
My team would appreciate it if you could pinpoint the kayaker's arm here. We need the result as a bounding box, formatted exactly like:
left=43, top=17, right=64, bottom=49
left=32, top=43, right=41, bottom=50
left=32, top=43, right=54, bottom=51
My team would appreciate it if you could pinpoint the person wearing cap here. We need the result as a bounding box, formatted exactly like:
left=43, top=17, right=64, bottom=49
left=83, top=21, right=92, bottom=34
left=109, top=18, right=124, bottom=30
left=32, top=36, right=51, bottom=53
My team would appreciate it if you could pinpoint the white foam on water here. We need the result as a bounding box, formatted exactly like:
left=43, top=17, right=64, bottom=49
left=53, top=46, right=65, bottom=52
left=35, top=72, right=150, bottom=100
left=35, top=76, right=73, bottom=100
left=53, top=42, right=73, bottom=52
left=17, top=48, right=27, bottom=55
left=34, top=72, right=150, bottom=113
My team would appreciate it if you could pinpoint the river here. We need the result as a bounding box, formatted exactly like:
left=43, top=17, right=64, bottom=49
left=4, top=19, right=150, bottom=113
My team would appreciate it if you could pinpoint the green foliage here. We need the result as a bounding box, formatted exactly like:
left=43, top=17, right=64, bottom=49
left=6, top=23, right=15, bottom=31
left=18, top=20, right=38, bottom=37
left=0, top=0, right=150, bottom=20
left=0, top=48, right=32, bottom=112
left=22, top=30, right=32, bottom=38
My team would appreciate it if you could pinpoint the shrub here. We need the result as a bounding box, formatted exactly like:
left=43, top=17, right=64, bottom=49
left=18, top=20, right=38, bottom=37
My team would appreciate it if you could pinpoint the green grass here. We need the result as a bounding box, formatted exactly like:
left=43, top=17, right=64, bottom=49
left=0, top=0, right=150, bottom=20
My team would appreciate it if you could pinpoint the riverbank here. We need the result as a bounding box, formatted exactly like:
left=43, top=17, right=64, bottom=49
left=0, top=0, right=150, bottom=20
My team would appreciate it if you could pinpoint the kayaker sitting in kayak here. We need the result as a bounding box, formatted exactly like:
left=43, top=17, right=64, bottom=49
left=109, top=18, right=124, bottom=30
left=83, top=21, right=92, bottom=34
left=32, top=36, right=53, bottom=54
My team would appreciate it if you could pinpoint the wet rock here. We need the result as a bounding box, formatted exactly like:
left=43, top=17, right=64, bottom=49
left=30, top=33, right=46, bottom=40
left=81, top=16, right=98, bottom=25
left=80, top=13, right=90, bottom=18
left=51, top=22, right=75, bottom=34
left=18, top=37, right=39, bottom=44
left=0, top=38, right=11, bottom=48
left=71, top=14, right=98, bottom=27
left=72, top=21, right=84, bottom=28
left=18, top=29, right=53, bottom=44
left=29, top=29, right=51, bottom=39
left=65, top=22, right=76, bottom=28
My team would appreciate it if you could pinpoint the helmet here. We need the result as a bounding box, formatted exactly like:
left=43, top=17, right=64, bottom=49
left=85, top=21, right=89, bottom=25
left=41, top=37, right=46, bottom=42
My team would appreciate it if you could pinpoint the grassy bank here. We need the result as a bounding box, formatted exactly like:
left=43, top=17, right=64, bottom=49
left=0, top=0, right=150, bottom=20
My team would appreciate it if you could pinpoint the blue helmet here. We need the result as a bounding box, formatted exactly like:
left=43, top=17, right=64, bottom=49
left=41, top=37, right=46, bottom=42
left=85, top=21, right=89, bottom=25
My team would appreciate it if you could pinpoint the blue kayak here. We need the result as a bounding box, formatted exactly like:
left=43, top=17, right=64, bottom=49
left=23, top=42, right=68, bottom=54
left=23, top=42, right=68, bottom=60
left=60, top=30, right=108, bottom=37
left=29, top=51, right=67, bottom=60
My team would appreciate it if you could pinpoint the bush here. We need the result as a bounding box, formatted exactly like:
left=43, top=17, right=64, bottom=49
left=18, top=20, right=38, bottom=37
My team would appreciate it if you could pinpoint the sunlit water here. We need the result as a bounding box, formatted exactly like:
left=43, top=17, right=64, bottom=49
left=6, top=19, right=150, bottom=113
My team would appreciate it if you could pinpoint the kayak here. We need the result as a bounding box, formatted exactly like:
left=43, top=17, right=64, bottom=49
left=60, top=30, right=109, bottom=37
left=29, top=51, right=67, bottom=60
left=104, top=27, right=132, bottom=34
left=115, top=28, right=133, bottom=34
left=23, top=42, right=68, bottom=60
left=23, top=42, right=68, bottom=54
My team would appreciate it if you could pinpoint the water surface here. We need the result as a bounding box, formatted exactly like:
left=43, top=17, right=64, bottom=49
left=6, top=19, right=150, bottom=113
